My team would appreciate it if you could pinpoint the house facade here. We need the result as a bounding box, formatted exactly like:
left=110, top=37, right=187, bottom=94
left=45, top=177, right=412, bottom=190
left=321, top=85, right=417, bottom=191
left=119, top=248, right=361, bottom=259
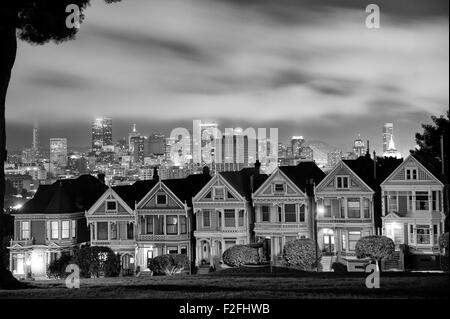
left=315, top=160, right=375, bottom=270
left=381, top=154, right=446, bottom=270
left=9, top=175, right=107, bottom=279
left=192, top=172, right=252, bottom=266
left=252, top=162, right=325, bottom=264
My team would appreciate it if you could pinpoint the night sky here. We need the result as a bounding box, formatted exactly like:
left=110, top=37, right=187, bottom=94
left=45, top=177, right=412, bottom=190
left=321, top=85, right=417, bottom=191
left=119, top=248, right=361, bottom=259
left=5, top=0, right=449, bottom=156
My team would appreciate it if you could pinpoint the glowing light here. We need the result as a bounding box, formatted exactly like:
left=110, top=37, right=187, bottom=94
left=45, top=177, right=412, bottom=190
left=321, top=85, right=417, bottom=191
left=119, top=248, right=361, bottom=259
left=12, top=204, right=23, bottom=210
left=317, top=206, right=325, bottom=216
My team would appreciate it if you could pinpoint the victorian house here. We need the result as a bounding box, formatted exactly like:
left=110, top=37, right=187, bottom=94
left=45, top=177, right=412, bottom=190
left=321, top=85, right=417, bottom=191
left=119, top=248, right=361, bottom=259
left=9, top=175, right=107, bottom=279
left=85, top=179, right=158, bottom=274
left=252, top=162, right=325, bottom=264
left=192, top=169, right=261, bottom=266
left=134, top=173, right=211, bottom=271
left=381, top=153, right=446, bottom=270
left=315, top=160, right=375, bottom=271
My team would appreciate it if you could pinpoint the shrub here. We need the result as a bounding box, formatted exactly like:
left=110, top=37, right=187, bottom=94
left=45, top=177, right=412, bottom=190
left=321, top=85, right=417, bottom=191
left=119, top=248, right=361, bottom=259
left=72, top=246, right=120, bottom=278
left=283, top=239, right=321, bottom=271
left=355, top=235, right=394, bottom=270
left=148, top=254, right=190, bottom=276
left=47, top=254, right=72, bottom=279
left=222, top=245, right=260, bottom=267
left=331, top=262, right=348, bottom=273
left=439, top=233, right=449, bottom=249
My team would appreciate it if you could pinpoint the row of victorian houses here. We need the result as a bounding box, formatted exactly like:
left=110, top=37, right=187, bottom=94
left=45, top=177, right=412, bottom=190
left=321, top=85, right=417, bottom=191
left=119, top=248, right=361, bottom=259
left=8, top=152, right=447, bottom=278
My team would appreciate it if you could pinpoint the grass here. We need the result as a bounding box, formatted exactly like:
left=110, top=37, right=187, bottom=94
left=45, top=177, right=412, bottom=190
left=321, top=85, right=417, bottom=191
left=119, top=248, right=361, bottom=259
left=0, top=267, right=448, bottom=299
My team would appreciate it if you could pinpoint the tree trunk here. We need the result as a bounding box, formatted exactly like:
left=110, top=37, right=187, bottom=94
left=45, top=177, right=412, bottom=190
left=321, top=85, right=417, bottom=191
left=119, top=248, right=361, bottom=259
left=0, top=24, right=27, bottom=289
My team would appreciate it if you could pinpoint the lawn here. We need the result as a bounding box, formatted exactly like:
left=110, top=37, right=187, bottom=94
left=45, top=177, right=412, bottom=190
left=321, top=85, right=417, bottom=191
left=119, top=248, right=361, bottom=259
left=0, top=267, right=448, bottom=299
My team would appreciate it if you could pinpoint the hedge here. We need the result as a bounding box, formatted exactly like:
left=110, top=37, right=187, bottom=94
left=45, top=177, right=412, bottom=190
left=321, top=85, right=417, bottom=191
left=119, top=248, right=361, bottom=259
left=47, top=253, right=72, bottom=279
left=72, top=246, right=120, bottom=278
left=355, top=236, right=394, bottom=269
left=283, top=239, right=321, bottom=271
left=439, top=233, right=449, bottom=249
left=148, top=254, right=190, bottom=275
left=222, top=245, right=260, bottom=267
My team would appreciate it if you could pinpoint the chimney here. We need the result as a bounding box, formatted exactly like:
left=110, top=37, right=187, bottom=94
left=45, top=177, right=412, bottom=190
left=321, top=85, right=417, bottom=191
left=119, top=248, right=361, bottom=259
left=373, top=151, right=377, bottom=180
left=202, top=166, right=210, bottom=176
left=97, top=173, right=105, bottom=185
left=254, top=160, right=261, bottom=176
left=153, top=167, right=159, bottom=181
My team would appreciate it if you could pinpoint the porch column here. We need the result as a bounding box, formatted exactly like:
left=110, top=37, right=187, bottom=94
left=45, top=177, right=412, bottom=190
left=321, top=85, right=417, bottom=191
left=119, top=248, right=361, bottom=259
left=195, top=241, right=200, bottom=266
left=221, top=210, right=225, bottom=229
left=343, top=198, right=347, bottom=218
left=163, top=215, right=166, bottom=235
left=93, top=223, right=96, bottom=240
left=360, top=197, right=363, bottom=219
left=9, top=253, right=13, bottom=273
left=107, top=222, right=111, bottom=241
left=235, top=209, right=238, bottom=228
left=428, top=192, right=432, bottom=213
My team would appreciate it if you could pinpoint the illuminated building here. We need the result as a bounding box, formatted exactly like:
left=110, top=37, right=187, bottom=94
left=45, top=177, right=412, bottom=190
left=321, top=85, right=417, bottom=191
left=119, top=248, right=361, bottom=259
left=50, top=138, right=68, bottom=167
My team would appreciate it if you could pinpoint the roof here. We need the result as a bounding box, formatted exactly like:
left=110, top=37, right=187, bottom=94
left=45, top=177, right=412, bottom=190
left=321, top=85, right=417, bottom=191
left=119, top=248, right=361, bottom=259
left=18, top=175, right=108, bottom=215
left=113, top=179, right=159, bottom=208
left=343, top=155, right=403, bottom=190
left=279, top=161, right=326, bottom=195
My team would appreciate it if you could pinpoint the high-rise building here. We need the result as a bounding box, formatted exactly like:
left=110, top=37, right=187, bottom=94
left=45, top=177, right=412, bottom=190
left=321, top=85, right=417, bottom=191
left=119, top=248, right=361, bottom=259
left=32, top=121, right=40, bottom=152
left=353, top=134, right=367, bottom=158
left=382, top=135, right=402, bottom=159
left=50, top=138, right=68, bottom=167
left=383, top=123, right=394, bottom=153
left=291, top=136, right=304, bottom=157
left=327, top=150, right=343, bottom=167
left=92, top=117, right=113, bottom=153
left=128, top=123, right=140, bottom=152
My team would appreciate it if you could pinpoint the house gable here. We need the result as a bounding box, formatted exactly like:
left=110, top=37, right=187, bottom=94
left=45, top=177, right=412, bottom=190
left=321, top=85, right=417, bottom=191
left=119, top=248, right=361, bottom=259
left=87, top=188, right=134, bottom=217
left=381, top=155, right=444, bottom=187
left=253, top=168, right=305, bottom=198
left=193, top=174, right=245, bottom=203
left=136, top=181, right=185, bottom=210
left=316, top=161, right=374, bottom=194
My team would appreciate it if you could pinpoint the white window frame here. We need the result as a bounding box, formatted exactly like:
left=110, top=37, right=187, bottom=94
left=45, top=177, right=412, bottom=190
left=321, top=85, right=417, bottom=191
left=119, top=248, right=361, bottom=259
left=213, top=187, right=225, bottom=200
left=71, top=220, right=76, bottom=238
left=106, top=200, right=118, bottom=212
left=156, top=194, right=168, bottom=205
left=405, top=168, right=418, bottom=181
left=416, top=225, right=431, bottom=245
left=273, top=183, right=286, bottom=194
left=61, top=220, right=70, bottom=239
left=50, top=221, right=59, bottom=240
left=21, top=221, right=30, bottom=240
left=202, top=210, right=211, bottom=228
left=336, top=176, right=349, bottom=189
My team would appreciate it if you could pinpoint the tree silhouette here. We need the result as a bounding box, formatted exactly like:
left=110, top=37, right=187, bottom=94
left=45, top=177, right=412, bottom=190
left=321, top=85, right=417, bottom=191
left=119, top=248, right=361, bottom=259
left=0, top=0, right=121, bottom=289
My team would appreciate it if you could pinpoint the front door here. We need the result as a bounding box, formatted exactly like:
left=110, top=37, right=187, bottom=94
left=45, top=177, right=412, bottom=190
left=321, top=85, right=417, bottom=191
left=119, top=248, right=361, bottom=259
left=323, top=235, right=335, bottom=255
left=146, top=250, right=153, bottom=269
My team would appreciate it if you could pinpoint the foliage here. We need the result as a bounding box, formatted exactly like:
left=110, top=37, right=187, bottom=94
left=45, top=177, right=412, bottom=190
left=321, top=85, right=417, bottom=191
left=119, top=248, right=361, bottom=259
left=415, top=111, right=449, bottom=161
left=331, top=262, right=348, bottom=273
left=47, top=253, right=72, bottom=279
left=148, top=254, right=190, bottom=276
left=282, top=239, right=321, bottom=271
left=222, top=245, right=260, bottom=267
left=439, top=233, right=449, bottom=249
left=355, top=236, right=394, bottom=263
left=72, top=246, right=120, bottom=278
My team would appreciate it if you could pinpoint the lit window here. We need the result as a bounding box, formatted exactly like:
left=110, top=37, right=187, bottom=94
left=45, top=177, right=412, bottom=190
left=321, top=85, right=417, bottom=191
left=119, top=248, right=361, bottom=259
left=348, top=231, right=361, bottom=251
left=156, top=194, right=167, bottom=205
left=71, top=220, right=76, bottom=238
left=416, top=225, right=430, bottom=244
left=388, top=192, right=398, bottom=211
left=166, top=216, right=178, bottom=235
left=21, top=221, right=30, bottom=240
left=323, top=199, right=332, bottom=217
left=61, top=221, right=70, bottom=239
left=336, top=176, right=349, bottom=189
left=347, top=198, right=361, bottom=218
left=51, top=221, right=59, bottom=240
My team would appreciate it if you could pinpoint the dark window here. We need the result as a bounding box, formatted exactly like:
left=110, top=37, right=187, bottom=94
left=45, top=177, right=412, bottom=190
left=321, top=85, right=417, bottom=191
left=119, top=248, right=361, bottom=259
left=299, top=205, right=305, bottom=222
left=180, top=246, right=188, bottom=255
left=203, top=211, right=210, bottom=227
left=262, top=206, right=270, bottom=222
left=224, top=209, right=235, bottom=227
left=238, top=210, right=244, bottom=227
left=154, top=216, right=164, bottom=234
left=180, top=216, right=187, bottom=234
left=106, top=201, right=117, bottom=211
left=97, top=222, right=108, bottom=240
left=285, top=204, right=296, bottom=222
left=166, top=215, right=178, bottom=235
left=146, top=216, right=153, bottom=234
left=157, top=194, right=167, bottom=205
left=274, top=183, right=285, bottom=192
left=127, top=223, right=134, bottom=239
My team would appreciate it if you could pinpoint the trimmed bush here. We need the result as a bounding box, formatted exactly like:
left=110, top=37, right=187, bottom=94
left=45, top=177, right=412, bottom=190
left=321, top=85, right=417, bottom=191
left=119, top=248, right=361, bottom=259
left=331, top=262, right=348, bottom=273
left=283, top=239, right=321, bottom=271
left=72, top=246, right=120, bottom=278
left=355, top=235, right=394, bottom=270
left=148, top=254, right=190, bottom=276
left=222, top=245, right=260, bottom=267
left=47, top=254, right=72, bottom=279
left=439, top=233, right=449, bottom=249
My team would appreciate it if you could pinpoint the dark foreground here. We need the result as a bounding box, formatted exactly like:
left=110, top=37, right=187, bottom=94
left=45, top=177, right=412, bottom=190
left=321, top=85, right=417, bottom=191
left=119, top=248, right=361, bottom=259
left=0, top=267, right=448, bottom=299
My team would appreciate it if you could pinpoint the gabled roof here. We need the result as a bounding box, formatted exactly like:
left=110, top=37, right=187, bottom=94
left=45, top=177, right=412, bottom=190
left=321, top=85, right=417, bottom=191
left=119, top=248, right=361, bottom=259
left=112, top=179, right=159, bottom=208
left=18, top=175, right=108, bottom=215
left=343, top=155, right=403, bottom=190
left=279, top=161, right=326, bottom=195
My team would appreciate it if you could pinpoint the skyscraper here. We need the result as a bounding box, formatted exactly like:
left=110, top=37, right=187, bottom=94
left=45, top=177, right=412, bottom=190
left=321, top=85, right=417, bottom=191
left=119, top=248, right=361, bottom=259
left=32, top=121, right=40, bottom=151
left=92, top=117, right=113, bottom=153
left=383, top=123, right=394, bottom=153
left=291, top=136, right=304, bottom=157
left=50, top=138, right=68, bottom=167
left=128, top=123, right=140, bottom=152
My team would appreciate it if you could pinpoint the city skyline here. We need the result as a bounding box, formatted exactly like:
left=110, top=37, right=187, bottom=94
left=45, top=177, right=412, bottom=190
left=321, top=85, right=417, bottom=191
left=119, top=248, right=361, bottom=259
left=4, top=0, right=448, bottom=158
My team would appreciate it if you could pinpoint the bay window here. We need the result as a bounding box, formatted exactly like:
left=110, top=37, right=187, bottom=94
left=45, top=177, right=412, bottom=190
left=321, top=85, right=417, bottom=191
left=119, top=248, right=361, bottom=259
left=110, top=222, right=117, bottom=240
left=415, top=192, right=429, bottom=211
left=388, top=192, right=398, bottom=212
left=348, top=231, right=361, bottom=251
left=146, top=216, right=153, bottom=234
left=262, top=206, right=270, bottom=222
left=21, top=221, right=30, bottom=240
left=224, top=209, right=235, bottom=227
left=238, top=210, right=244, bottom=227
left=284, top=204, right=296, bottom=222
left=180, top=216, right=187, bottom=234
left=347, top=199, right=361, bottom=218
left=51, top=221, right=59, bottom=240
left=299, top=204, right=305, bottom=222
left=62, top=220, right=70, bottom=239
left=71, top=220, right=76, bottom=238
left=97, top=222, right=108, bottom=240
left=166, top=215, right=178, bottom=235
left=363, top=199, right=370, bottom=218
left=323, top=199, right=332, bottom=217
left=202, top=211, right=211, bottom=228
left=416, top=225, right=430, bottom=244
